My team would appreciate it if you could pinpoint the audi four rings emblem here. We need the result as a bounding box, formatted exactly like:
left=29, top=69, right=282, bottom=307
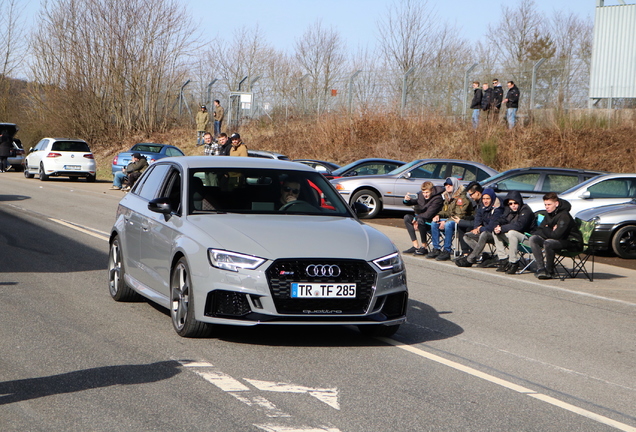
left=306, top=264, right=341, bottom=277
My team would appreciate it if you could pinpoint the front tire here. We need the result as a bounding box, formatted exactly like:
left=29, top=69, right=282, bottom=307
left=108, top=237, right=139, bottom=301
left=39, top=163, right=49, bottom=181
left=170, top=258, right=212, bottom=338
left=24, top=162, right=34, bottom=178
left=612, top=225, right=636, bottom=259
left=351, top=189, right=381, bottom=219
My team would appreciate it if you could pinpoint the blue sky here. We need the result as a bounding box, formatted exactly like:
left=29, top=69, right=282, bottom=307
left=18, top=0, right=627, bottom=54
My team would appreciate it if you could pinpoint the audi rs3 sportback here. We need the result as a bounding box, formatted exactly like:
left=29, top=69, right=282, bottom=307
left=108, top=156, right=408, bottom=338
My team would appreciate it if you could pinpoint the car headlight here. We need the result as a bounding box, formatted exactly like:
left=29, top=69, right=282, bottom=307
left=373, top=252, right=404, bottom=273
left=208, top=249, right=266, bottom=272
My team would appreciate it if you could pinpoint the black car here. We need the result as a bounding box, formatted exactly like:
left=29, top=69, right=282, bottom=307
left=480, top=167, right=606, bottom=200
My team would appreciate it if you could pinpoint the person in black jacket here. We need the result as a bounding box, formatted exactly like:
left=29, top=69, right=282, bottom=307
left=492, top=78, right=504, bottom=115
left=217, top=133, right=231, bottom=156
left=492, top=191, right=536, bottom=274
left=503, top=80, right=520, bottom=129
left=529, top=192, right=582, bottom=279
left=481, top=83, right=493, bottom=113
left=470, top=81, right=482, bottom=129
left=402, top=182, right=444, bottom=255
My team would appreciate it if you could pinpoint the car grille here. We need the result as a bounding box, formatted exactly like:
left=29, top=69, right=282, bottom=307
left=265, top=259, right=376, bottom=315
left=205, top=290, right=251, bottom=318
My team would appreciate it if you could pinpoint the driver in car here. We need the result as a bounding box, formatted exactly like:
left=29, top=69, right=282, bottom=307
left=279, top=178, right=301, bottom=209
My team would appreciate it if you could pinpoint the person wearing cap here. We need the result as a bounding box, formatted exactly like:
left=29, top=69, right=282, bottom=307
left=229, top=133, right=247, bottom=157
left=196, top=105, right=210, bottom=145
left=110, top=152, right=148, bottom=191
left=426, top=177, right=474, bottom=261
left=455, top=188, right=504, bottom=268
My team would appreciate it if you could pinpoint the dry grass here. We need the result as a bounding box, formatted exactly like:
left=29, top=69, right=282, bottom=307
left=93, top=110, right=636, bottom=180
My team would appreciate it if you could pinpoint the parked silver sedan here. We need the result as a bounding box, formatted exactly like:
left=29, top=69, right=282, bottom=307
left=330, top=158, right=498, bottom=218
left=576, top=199, right=636, bottom=259
left=108, top=156, right=408, bottom=337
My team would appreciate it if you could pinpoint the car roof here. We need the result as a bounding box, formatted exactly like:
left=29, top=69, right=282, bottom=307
left=491, top=167, right=607, bottom=175
left=44, top=137, right=88, bottom=142
left=157, top=155, right=315, bottom=171
left=248, top=150, right=288, bottom=157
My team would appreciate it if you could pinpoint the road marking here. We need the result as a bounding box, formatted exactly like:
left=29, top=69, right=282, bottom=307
left=245, top=379, right=340, bottom=410
left=379, top=338, right=636, bottom=432
left=49, top=218, right=110, bottom=242
left=254, top=424, right=341, bottom=432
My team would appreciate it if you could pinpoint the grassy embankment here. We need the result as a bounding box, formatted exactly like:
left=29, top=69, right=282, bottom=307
left=93, top=112, right=636, bottom=181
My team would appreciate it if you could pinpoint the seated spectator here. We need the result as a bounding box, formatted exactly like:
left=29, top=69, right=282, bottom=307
left=455, top=188, right=504, bottom=267
left=110, top=153, right=148, bottom=191
left=529, top=192, right=582, bottom=279
left=427, top=177, right=474, bottom=261
left=402, top=181, right=444, bottom=255
left=492, top=191, right=536, bottom=274
left=229, top=133, right=248, bottom=157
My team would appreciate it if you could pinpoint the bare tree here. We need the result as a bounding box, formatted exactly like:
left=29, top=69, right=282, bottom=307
left=29, top=0, right=197, bottom=140
left=294, top=20, right=346, bottom=114
left=0, top=0, right=26, bottom=118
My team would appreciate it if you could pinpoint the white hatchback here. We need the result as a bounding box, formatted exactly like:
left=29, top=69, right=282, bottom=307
left=24, top=138, right=97, bottom=182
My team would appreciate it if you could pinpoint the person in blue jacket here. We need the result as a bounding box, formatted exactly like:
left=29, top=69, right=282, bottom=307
left=492, top=190, right=536, bottom=274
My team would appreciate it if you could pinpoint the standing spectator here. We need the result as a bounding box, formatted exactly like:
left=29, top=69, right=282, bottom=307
left=0, top=131, right=12, bottom=172
left=492, top=78, right=504, bottom=115
left=196, top=105, right=210, bottom=145
left=229, top=133, right=248, bottom=157
left=503, top=81, right=520, bottom=129
left=217, top=133, right=231, bottom=156
left=455, top=188, right=504, bottom=268
left=213, top=100, right=224, bottom=137
left=402, top=181, right=444, bottom=255
left=470, top=82, right=482, bottom=129
left=528, top=192, right=582, bottom=279
left=492, top=191, right=536, bottom=274
left=481, top=83, right=493, bottom=116
left=426, top=177, right=474, bottom=261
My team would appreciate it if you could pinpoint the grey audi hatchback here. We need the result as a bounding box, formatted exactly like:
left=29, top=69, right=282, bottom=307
left=108, top=156, right=408, bottom=337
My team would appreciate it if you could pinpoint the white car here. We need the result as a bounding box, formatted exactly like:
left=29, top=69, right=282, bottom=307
left=24, top=138, right=97, bottom=182
left=525, top=173, right=636, bottom=217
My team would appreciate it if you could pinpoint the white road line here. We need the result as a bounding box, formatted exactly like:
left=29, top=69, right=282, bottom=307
left=379, top=337, right=636, bottom=432
left=254, top=424, right=341, bottom=432
left=245, top=379, right=340, bottom=410
left=49, top=218, right=110, bottom=242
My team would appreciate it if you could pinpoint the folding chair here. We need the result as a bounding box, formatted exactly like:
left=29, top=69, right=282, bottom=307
left=515, top=233, right=536, bottom=274
left=553, top=218, right=597, bottom=282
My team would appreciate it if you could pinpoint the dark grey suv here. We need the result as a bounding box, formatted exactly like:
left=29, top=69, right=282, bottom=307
left=480, top=167, right=606, bottom=201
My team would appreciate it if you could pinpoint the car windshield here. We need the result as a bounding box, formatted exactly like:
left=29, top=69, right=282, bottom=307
left=51, top=141, right=90, bottom=152
left=132, top=144, right=164, bottom=153
left=189, top=168, right=353, bottom=216
left=328, top=161, right=366, bottom=175
left=480, top=171, right=510, bottom=185
left=560, top=174, right=604, bottom=194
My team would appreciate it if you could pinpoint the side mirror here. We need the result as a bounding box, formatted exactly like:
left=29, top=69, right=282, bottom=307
left=148, top=197, right=173, bottom=214
left=29, top=147, right=34, bottom=153
left=579, top=190, right=591, bottom=199
left=403, top=172, right=412, bottom=179
left=352, top=202, right=369, bottom=215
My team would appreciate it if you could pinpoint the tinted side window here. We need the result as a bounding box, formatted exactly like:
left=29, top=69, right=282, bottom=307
left=412, top=163, right=445, bottom=179
left=451, top=164, right=479, bottom=181
left=476, top=168, right=493, bottom=182
left=497, top=173, right=540, bottom=191
left=137, top=164, right=171, bottom=200
left=541, top=174, right=579, bottom=193
left=166, top=148, right=184, bottom=157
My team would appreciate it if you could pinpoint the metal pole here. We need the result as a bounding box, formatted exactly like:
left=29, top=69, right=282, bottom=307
left=530, top=58, right=546, bottom=112
left=237, top=76, right=248, bottom=91
left=401, top=67, right=416, bottom=116
left=298, top=74, right=310, bottom=115
left=348, top=70, right=362, bottom=114
left=462, top=64, right=478, bottom=119
left=179, top=80, right=191, bottom=117
left=206, top=79, right=218, bottom=105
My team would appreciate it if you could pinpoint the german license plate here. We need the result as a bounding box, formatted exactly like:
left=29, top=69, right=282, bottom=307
left=291, top=283, right=356, bottom=298
left=64, top=165, right=81, bottom=170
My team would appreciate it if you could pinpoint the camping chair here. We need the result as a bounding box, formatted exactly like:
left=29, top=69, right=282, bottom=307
left=515, top=233, right=536, bottom=274
left=553, top=218, right=597, bottom=282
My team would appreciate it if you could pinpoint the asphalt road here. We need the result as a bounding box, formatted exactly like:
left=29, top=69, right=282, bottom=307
left=1, top=172, right=635, bottom=432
